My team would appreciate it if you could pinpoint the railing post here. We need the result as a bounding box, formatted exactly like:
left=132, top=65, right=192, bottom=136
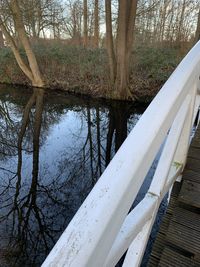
left=173, top=85, right=197, bottom=169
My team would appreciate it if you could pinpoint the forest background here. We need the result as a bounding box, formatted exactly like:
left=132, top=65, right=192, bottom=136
left=0, top=0, right=199, bottom=102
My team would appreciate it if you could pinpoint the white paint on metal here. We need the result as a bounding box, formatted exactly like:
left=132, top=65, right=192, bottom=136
left=149, top=95, right=191, bottom=197
left=104, top=194, right=158, bottom=267
left=105, top=163, right=182, bottom=267
left=122, top=221, right=152, bottom=267
left=173, top=86, right=197, bottom=169
left=165, top=165, right=182, bottom=194
left=122, top=216, right=156, bottom=267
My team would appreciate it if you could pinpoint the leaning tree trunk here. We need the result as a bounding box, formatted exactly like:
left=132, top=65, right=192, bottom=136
left=10, top=0, right=44, bottom=87
left=0, top=19, right=36, bottom=83
left=0, top=0, right=44, bottom=87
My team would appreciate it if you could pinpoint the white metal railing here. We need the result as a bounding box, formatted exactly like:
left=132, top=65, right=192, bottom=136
left=42, top=42, right=200, bottom=267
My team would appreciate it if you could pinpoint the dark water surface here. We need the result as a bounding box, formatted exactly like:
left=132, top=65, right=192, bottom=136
left=0, top=85, right=152, bottom=267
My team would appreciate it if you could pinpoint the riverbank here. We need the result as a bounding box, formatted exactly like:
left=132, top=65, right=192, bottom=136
left=0, top=42, right=188, bottom=102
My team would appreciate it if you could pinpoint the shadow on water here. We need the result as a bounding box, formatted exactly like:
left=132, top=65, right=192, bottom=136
left=0, top=85, right=162, bottom=267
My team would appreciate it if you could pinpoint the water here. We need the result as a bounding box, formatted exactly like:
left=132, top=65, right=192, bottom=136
left=0, top=85, right=152, bottom=267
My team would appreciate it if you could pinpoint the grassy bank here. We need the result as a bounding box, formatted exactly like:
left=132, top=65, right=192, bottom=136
left=0, top=42, right=187, bottom=102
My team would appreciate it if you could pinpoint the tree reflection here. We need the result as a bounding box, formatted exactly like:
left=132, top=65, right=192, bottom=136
left=0, top=89, right=50, bottom=266
left=105, top=102, right=130, bottom=166
left=0, top=87, right=143, bottom=267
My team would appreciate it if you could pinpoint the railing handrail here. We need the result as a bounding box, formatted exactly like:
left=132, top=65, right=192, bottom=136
left=42, top=41, right=200, bottom=267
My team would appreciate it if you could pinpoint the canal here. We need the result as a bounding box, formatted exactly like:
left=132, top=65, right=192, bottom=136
left=0, top=85, right=153, bottom=266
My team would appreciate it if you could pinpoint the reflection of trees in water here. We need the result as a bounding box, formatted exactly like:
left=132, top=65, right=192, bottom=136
left=0, top=89, right=51, bottom=266
left=0, top=100, right=19, bottom=160
left=0, top=89, right=143, bottom=266
left=106, top=102, right=129, bottom=166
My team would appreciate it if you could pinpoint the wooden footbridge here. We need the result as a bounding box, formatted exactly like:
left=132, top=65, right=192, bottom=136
left=148, top=122, right=200, bottom=267
left=42, top=42, right=200, bottom=267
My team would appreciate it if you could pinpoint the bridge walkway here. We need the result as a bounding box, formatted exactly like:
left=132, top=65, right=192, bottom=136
left=148, top=122, right=200, bottom=267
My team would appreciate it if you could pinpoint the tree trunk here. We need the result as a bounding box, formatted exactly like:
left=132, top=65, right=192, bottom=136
left=105, top=0, right=116, bottom=87
left=32, top=89, right=44, bottom=182
left=105, top=0, right=138, bottom=99
left=115, top=1, right=127, bottom=98
left=83, top=0, right=88, bottom=47
left=94, top=0, right=99, bottom=48
left=195, top=7, right=200, bottom=43
left=176, top=0, right=186, bottom=43
left=0, top=30, right=4, bottom=47
left=16, top=92, right=37, bottom=199
left=115, top=0, right=138, bottom=99
left=96, top=107, right=102, bottom=175
left=87, top=107, right=94, bottom=181
left=0, top=19, right=35, bottom=82
left=105, top=109, right=115, bottom=166
left=10, top=0, right=44, bottom=87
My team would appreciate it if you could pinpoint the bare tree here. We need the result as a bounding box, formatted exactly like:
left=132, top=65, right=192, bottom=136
left=105, top=0, right=138, bottom=99
left=83, top=0, right=88, bottom=46
left=135, top=0, right=198, bottom=46
left=195, top=6, right=200, bottom=43
left=105, top=0, right=116, bottom=86
left=0, top=30, right=4, bottom=47
left=0, top=0, right=44, bottom=87
left=94, top=0, right=99, bottom=47
left=65, top=0, right=83, bottom=44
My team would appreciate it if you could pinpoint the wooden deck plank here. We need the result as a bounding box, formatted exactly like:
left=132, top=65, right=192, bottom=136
left=150, top=233, right=167, bottom=259
left=178, top=180, right=200, bottom=208
left=166, top=221, right=200, bottom=256
left=185, top=158, right=200, bottom=173
left=159, top=213, right=172, bottom=234
left=188, top=147, right=200, bottom=160
left=170, top=181, right=182, bottom=197
left=171, top=207, right=200, bottom=231
left=148, top=123, right=200, bottom=266
left=165, top=195, right=178, bottom=214
left=191, top=138, right=200, bottom=148
left=182, top=169, right=200, bottom=183
left=148, top=256, right=160, bottom=267
left=158, top=247, right=200, bottom=267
